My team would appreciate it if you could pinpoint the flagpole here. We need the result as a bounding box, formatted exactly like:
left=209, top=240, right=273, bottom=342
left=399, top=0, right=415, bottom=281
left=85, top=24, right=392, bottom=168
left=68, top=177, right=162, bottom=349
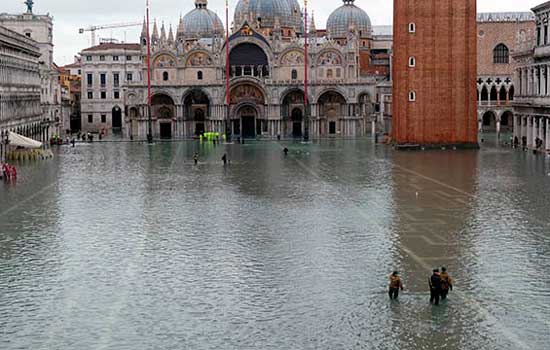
left=225, top=0, right=231, bottom=141
left=303, top=0, right=309, bottom=141
left=146, top=0, right=153, bottom=143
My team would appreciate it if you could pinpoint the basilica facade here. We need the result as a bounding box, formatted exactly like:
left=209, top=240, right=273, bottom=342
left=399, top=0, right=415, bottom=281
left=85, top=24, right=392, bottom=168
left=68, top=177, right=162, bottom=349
left=124, top=0, right=391, bottom=139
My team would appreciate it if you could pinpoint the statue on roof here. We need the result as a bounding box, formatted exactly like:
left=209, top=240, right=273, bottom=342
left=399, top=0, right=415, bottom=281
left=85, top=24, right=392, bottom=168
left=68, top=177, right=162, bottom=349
left=25, top=0, right=34, bottom=13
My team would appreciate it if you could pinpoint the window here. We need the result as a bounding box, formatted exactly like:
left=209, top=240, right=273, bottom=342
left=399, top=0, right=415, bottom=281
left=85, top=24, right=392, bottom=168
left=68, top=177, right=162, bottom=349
left=113, top=73, right=119, bottom=87
left=88, top=115, right=93, bottom=123
left=100, top=55, right=105, bottom=61
left=409, top=56, right=416, bottom=67
left=25, top=32, right=31, bottom=38
left=409, top=90, right=416, bottom=102
left=291, top=69, right=297, bottom=80
left=113, top=56, right=119, bottom=61
left=87, top=91, right=93, bottom=99
left=100, top=73, right=106, bottom=86
left=545, top=25, right=549, bottom=45
left=127, top=73, right=133, bottom=81
left=493, top=44, right=509, bottom=64
left=114, top=91, right=120, bottom=99
left=86, top=56, right=92, bottom=61
left=78, top=69, right=81, bottom=75
left=126, top=55, right=132, bottom=61
left=87, top=73, right=93, bottom=86
left=101, top=115, right=107, bottom=123
left=163, top=71, right=169, bottom=81
left=409, top=23, right=416, bottom=33
left=197, top=71, right=203, bottom=80
left=100, top=91, right=106, bottom=99
left=327, top=69, right=333, bottom=78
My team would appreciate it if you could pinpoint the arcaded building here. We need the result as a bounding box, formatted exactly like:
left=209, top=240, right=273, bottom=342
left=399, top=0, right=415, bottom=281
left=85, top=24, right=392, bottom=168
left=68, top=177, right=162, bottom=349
left=513, top=1, right=550, bottom=150
left=392, top=0, right=478, bottom=147
left=123, top=0, right=392, bottom=139
left=477, top=12, right=535, bottom=133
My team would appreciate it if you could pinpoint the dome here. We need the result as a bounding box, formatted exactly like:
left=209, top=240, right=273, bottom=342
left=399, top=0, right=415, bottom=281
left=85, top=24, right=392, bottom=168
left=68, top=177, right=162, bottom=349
left=234, top=0, right=302, bottom=30
left=327, top=0, right=372, bottom=38
left=182, top=0, right=224, bottom=38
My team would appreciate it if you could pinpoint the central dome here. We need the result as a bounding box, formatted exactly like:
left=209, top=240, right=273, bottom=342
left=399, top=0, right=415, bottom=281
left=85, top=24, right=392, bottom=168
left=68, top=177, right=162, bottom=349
left=234, top=0, right=302, bottom=30
left=327, top=0, right=372, bottom=38
left=182, top=0, right=224, bottom=38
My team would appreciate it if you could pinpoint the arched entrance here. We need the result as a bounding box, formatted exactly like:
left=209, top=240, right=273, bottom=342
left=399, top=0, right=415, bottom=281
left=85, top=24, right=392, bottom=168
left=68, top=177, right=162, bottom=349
left=230, top=83, right=265, bottom=138
left=112, top=106, right=122, bottom=130
left=183, top=89, right=210, bottom=137
left=152, top=93, right=175, bottom=139
left=501, top=110, right=513, bottom=132
left=318, top=91, right=346, bottom=136
left=281, top=89, right=304, bottom=138
left=482, top=111, right=497, bottom=131
left=291, top=108, right=303, bottom=138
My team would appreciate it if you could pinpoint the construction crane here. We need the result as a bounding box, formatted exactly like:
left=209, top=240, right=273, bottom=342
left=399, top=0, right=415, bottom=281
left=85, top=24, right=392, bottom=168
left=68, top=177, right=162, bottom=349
left=79, top=21, right=142, bottom=46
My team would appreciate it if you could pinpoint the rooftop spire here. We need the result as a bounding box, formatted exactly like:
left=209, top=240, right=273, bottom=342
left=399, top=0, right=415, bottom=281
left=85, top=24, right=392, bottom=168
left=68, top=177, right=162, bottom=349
left=152, top=19, right=159, bottom=42
left=160, top=21, right=167, bottom=42
left=168, top=24, right=174, bottom=44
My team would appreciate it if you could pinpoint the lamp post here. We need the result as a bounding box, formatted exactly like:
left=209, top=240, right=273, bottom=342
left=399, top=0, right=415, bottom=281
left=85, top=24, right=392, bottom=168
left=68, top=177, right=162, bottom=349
left=146, top=0, right=153, bottom=144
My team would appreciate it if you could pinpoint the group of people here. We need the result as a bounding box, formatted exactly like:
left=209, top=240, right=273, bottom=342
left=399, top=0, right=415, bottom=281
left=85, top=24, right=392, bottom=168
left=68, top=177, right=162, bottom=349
left=1, top=163, right=17, bottom=181
left=192, top=153, right=230, bottom=165
left=388, top=268, right=453, bottom=305
left=512, top=136, right=546, bottom=153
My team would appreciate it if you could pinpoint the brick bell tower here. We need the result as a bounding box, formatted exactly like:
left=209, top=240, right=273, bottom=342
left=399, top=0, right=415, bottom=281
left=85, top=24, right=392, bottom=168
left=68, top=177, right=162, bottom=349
left=392, top=0, right=478, bottom=148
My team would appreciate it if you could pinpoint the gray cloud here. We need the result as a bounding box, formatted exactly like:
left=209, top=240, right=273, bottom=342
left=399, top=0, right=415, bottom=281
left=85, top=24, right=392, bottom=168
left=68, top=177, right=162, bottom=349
left=2, top=0, right=542, bottom=65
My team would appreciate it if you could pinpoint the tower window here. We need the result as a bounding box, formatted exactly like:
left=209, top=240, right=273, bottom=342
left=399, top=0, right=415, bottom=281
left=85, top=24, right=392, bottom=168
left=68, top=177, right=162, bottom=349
left=409, top=90, right=416, bottom=102
left=408, top=56, right=416, bottom=67
left=197, top=71, right=203, bottom=80
left=291, top=69, right=297, bottom=80
left=163, top=71, right=169, bottom=81
left=408, top=23, right=416, bottom=33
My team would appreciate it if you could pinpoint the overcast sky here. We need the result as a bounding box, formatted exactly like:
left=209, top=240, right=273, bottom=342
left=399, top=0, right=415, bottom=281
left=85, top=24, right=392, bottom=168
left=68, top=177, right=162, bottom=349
left=1, top=0, right=543, bottom=65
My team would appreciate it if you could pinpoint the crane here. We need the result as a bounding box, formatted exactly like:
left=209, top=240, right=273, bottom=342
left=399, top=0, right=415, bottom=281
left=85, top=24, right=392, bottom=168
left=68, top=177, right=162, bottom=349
left=79, top=21, right=142, bottom=46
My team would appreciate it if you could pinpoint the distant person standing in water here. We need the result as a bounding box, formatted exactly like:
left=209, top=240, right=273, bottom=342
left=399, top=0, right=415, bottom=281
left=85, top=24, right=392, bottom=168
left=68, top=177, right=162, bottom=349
left=388, top=271, right=404, bottom=300
left=283, top=147, right=289, bottom=156
left=193, top=153, right=199, bottom=165
left=429, top=269, right=442, bottom=305
left=440, top=267, right=453, bottom=300
left=222, top=153, right=227, bottom=165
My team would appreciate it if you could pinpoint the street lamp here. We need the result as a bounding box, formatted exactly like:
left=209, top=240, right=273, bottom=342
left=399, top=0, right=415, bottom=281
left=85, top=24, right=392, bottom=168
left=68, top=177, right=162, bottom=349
left=1, top=130, right=10, bottom=162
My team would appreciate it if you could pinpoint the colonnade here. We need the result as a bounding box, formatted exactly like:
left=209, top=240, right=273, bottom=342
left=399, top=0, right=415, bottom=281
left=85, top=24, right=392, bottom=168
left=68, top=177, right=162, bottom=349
left=513, top=114, right=550, bottom=150
left=517, top=65, right=550, bottom=97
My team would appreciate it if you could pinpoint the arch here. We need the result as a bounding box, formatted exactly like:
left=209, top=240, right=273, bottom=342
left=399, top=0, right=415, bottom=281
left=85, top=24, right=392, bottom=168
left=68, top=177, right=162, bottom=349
left=291, top=69, right=298, bottom=80
left=317, top=49, right=343, bottom=66
left=499, top=86, right=507, bottom=101
left=185, top=51, right=213, bottom=66
left=493, top=43, right=509, bottom=64
left=229, top=43, right=269, bottom=77
left=291, top=108, right=303, bottom=138
left=482, top=110, right=497, bottom=129
left=183, top=89, right=210, bottom=123
left=481, top=85, right=489, bottom=101
left=230, top=83, right=265, bottom=105
left=500, top=110, right=513, bottom=127
left=315, top=88, right=348, bottom=104
left=318, top=90, right=346, bottom=136
left=153, top=53, right=177, bottom=68
left=197, top=71, right=203, bottom=80
left=509, top=85, right=515, bottom=101
left=280, top=49, right=305, bottom=66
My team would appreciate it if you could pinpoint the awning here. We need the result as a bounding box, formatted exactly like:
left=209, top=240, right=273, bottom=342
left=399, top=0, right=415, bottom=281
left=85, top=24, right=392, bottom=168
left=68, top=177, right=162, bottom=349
left=8, top=131, right=43, bottom=149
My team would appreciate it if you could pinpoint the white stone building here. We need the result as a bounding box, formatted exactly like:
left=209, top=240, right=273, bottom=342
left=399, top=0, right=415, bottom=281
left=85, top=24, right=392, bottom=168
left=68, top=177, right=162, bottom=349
left=513, top=1, right=550, bottom=150
left=79, top=43, right=142, bottom=133
left=0, top=25, right=44, bottom=150
left=0, top=3, right=62, bottom=136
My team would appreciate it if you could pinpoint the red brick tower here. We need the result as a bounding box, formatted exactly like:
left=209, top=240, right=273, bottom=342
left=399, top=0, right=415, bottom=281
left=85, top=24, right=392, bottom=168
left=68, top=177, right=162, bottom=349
left=392, top=0, right=478, bottom=147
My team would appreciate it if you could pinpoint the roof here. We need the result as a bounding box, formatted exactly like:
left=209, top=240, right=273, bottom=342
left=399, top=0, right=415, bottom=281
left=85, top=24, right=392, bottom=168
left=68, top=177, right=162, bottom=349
left=81, top=43, right=141, bottom=53
left=477, top=12, right=535, bottom=23
left=62, top=62, right=81, bottom=69
left=532, top=1, right=550, bottom=13
left=372, top=25, right=392, bottom=36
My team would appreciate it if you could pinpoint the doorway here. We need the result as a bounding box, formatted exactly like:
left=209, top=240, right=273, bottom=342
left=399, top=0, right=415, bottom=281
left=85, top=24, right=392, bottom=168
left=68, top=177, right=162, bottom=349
left=329, top=121, right=336, bottom=135
left=242, top=116, right=256, bottom=138
left=159, top=122, right=172, bottom=139
left=112, top=107, right=122, bottom=130
left=291, top=108, right=303, bottom=138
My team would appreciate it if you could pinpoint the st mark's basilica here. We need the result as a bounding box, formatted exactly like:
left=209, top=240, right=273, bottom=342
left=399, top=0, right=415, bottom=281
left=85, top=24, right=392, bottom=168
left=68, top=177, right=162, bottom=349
left=124, top=0, right=392, bottom=139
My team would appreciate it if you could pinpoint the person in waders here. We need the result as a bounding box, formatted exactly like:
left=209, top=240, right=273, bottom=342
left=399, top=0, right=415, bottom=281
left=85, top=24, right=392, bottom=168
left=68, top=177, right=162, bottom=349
left=388, top=271, right=404, bottom=300
left=222, top=153, right=227, bottom=165
left=429, top=269, right=442, bottom=305
left=193, top=153, right=199, bottom=165
left=440, top=267, right=453, bottom=300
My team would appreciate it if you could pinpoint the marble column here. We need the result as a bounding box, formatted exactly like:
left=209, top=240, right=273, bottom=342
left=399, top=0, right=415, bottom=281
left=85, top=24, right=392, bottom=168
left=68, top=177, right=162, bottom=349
left=513, top=114, right=519, bottom=140
left=546, top=118, right=550, bottom=151
left=527, top=116, right=533, bottom=146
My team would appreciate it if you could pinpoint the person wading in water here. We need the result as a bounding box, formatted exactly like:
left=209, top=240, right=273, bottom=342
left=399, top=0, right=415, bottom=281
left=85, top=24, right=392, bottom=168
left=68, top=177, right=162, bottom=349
left=388, top=271, right=404, bottom=300
left=440, top=267, right=453, bottom=300
left=429, top=269, right=442, bottom=305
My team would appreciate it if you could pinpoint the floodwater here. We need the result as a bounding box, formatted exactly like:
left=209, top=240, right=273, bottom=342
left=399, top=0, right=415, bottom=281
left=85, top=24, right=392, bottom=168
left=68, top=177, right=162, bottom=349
left=0, top=138, right=549, bottom=350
